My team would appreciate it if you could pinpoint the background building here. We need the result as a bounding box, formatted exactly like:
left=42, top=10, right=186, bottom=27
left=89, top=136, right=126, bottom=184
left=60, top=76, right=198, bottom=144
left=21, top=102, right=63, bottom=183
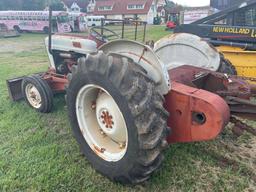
left=62, top=0, right=89, bottom=12
left=91, top=0, right=164, bottom=24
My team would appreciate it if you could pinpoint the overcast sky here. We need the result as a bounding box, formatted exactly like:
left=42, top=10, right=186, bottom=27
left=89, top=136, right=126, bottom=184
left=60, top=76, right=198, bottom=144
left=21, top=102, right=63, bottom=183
left=172, top=0, right=210, bottom=7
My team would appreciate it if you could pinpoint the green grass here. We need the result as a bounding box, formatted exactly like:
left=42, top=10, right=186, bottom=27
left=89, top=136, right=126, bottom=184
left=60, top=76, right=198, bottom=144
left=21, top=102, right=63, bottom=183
left=0, top=26, right=255, bottom=191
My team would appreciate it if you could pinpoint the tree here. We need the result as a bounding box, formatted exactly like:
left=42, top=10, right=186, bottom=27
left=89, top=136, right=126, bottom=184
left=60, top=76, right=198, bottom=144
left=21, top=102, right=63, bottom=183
left=0, top=0, right=64, bottom=11
left=0, top=0, right=23, bottom=10
left=51, top=0, right=65, bottom=11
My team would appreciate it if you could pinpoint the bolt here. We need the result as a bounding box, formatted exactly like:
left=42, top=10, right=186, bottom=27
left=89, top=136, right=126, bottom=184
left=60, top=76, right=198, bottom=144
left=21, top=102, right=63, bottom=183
left=101, top=148, right=106, bottom=153
left=100, top=130, right=106, bottom=136
left=91, top=101, right=96, bottom=110
left=119, top=143, right=126, bottom=149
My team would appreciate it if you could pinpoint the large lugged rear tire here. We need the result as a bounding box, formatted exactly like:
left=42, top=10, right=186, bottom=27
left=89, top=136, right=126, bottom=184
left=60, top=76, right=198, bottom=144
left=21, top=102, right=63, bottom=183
left=66, top=51, right=170, bottom=184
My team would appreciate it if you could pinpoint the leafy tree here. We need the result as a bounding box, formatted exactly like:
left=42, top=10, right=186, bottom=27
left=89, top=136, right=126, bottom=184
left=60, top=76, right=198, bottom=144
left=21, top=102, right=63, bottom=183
left=0, top=0, right=23, bottom=10
left=22, top=0, right=47, bottom=10
left=51, top=0, right=65, bottom=11
left=0, top=0, right=64, bottom=11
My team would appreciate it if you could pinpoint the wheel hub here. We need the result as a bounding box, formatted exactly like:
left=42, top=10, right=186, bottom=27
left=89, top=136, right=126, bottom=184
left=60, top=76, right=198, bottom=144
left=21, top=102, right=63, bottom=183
left=76, top=84, right=128, bottom=162
left=96, top=93, right=126, bottom=143
left=100, top=110, right=114, bottom=129
left=25, top=83, right=42, bottom=108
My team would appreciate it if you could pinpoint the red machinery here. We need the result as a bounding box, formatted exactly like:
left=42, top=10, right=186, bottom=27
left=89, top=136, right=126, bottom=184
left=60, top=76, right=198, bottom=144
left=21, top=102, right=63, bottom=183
left=166, top=21, right=177, bottom=30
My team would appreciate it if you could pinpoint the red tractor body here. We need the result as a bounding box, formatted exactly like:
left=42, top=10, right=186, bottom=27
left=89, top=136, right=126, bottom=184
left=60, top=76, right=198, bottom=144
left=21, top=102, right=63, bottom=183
left=165, top=81, right=230, bottom=144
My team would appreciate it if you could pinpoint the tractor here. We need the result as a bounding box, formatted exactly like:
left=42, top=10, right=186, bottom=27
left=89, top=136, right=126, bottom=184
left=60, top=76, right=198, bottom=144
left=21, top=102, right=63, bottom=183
left=6, top=8, right=256, bottom=184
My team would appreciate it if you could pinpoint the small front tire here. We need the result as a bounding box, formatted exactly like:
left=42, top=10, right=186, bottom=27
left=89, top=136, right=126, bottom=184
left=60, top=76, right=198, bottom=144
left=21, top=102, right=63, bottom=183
left=22, top=75, right=53, bottom=113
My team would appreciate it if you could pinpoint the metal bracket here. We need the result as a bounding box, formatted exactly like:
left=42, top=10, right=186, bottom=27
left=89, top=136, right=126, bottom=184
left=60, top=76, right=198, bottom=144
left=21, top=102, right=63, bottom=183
left=6, top=77, right=24, bottom=101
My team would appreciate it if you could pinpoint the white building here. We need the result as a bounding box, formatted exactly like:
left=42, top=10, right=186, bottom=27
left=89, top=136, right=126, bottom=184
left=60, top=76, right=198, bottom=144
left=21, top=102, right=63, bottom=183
left=90, top=0, right=165, bottom=24
left=62, top=0, right=88, bottom=13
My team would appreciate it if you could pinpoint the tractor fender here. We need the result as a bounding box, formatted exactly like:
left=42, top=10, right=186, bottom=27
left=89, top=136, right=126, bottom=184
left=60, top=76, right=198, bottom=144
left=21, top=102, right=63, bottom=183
left=154, top=33, right=221, bottom=72
left=99, top=39, right=171, bottom=95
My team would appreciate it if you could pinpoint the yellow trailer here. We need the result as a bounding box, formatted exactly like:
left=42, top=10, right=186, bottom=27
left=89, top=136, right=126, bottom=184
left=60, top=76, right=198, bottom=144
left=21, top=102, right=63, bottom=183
left=217, top=46, right=256, bottom=79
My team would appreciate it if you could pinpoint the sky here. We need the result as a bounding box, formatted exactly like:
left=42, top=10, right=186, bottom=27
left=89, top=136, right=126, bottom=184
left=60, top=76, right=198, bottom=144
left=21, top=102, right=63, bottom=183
left=172, top=0, right=211, bottom=7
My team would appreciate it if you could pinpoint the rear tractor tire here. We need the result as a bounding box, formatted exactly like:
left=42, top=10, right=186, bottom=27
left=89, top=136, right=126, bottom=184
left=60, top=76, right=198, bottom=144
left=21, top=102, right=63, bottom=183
left=22, top=75, right=53, bottom=113
left=66, top=51, right=170, bottom=184
left=218, top=54, right=237, bottom=75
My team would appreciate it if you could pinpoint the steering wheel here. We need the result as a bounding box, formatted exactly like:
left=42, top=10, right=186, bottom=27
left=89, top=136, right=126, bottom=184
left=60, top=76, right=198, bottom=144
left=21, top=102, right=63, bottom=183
left=89, top=26, right=120, bottom=43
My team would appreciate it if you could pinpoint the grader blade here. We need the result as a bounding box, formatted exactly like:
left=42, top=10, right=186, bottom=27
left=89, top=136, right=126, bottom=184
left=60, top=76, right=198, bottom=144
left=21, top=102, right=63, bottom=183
left=6, top=77, right=24, bottom=101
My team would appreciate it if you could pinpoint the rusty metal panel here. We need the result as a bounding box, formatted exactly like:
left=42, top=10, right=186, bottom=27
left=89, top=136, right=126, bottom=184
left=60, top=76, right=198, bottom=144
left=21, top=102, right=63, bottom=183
left=169, top=65, right=255, bottom=123
left=6, top=77, right=24, bottom=101
left=165, top=81, right=230, bottom=144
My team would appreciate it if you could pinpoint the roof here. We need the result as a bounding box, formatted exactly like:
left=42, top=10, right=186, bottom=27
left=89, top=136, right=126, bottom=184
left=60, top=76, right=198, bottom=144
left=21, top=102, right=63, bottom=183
left=93, top=0, right=154, bottom=15
left=62, top=0, right=89, bottom=9
left=157, top=5, right=164, bottom=12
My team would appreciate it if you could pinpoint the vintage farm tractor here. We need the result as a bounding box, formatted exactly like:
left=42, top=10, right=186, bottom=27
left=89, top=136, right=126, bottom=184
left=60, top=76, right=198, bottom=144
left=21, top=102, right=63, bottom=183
left=6, top=10, right=256, bottom=185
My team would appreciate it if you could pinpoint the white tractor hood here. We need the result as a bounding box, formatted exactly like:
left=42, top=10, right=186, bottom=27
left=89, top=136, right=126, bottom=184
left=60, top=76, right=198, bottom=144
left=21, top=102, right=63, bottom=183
left=45, top=34, right=97, bottom=55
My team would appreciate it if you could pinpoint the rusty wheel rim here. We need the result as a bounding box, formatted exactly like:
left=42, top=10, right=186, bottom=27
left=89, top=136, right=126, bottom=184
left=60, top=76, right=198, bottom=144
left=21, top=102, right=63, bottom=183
left=25, top=83, right=42, bottom=109
left=76, top=84, right=128, bottom=162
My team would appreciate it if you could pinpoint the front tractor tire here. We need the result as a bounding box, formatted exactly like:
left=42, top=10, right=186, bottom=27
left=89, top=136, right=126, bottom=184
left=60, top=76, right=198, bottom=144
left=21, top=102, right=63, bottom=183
left=66, top=52, right=170, bottom=184
left=22, top=75, right=53, bottom=113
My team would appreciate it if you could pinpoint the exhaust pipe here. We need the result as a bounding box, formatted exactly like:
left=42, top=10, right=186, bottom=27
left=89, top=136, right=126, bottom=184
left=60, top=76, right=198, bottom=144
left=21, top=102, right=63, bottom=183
left=48, top=5, right=53, bottom=55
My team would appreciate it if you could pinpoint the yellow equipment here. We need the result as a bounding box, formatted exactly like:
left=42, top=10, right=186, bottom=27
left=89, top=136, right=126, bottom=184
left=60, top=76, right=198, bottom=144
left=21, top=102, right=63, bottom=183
left=217, top=46, right=256, bottom=79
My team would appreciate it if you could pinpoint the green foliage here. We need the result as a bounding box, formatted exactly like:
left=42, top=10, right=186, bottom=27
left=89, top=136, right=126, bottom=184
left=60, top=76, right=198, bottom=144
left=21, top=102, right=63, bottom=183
left=51, top=0, right=65, bottom=11
left=0, top=0, right=64, bottom=11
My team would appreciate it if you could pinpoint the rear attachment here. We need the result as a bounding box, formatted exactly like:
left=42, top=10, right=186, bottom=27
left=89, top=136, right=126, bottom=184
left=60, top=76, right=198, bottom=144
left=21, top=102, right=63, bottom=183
left=169, top=65, right=256, bottom=137
left=6, top=77, right=24, bottom=101
left=7, top=69, right=68, bottom=102
left=165, top=81, right=230, bottom=143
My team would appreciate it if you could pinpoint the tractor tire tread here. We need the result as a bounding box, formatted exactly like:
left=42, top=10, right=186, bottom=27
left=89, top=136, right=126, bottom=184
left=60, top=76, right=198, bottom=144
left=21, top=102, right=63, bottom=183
left=66, top=51, right=170, bottom=184
left=218, top=54, right=237, bottom=75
